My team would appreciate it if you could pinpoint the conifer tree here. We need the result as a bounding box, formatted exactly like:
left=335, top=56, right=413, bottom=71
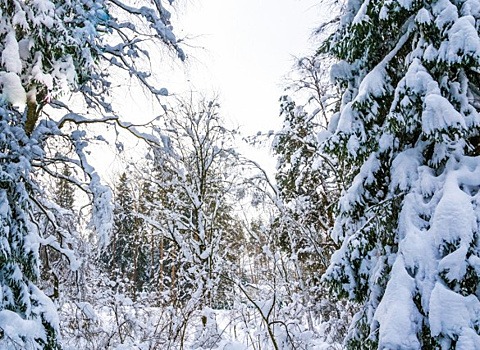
left=0, top=0, right=184, bottom=346
left=273, top=56, right=342, bottom=276
left=322, top=0, right=480, bottom=348
left=137, top=177, right=174, bottom=295
left=274, top=96, right=336, bottom=264
left=54, top=166, right=75, bottom=211
left=0, top=113, right=60, bottom=349
left=106, top=172, right=145, bottom=292
left=272, top=59, right=351, bottom=342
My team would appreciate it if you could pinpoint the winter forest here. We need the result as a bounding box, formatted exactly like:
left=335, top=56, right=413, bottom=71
left=1, top=0, right=480, bottom=348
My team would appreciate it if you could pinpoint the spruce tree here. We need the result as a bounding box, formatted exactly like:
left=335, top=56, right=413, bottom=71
left=0, top=112, right=60, bottom=349
left=54, top=166, right=75, bottom=211
left=106, top=172, right=144, bottom=292
left=0, top=0, right=184, bottom=345
left=273, top=95, right=336, bottom=266
left=137, top=178, right=173, bottom=295
left=322, top=0, right=480, bottom=348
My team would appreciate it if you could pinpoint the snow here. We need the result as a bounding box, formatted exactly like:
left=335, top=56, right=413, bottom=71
left=52, top=55, right=77, bottom=88
left=346, top=134, right=360, bottom=157
left=432, top=0, right=459, bottom=31
left=321, top=0, right=480, bottom=344
left=32, top=0, right=55, bottom=28
left=461, top=0, right=480, bottom=17
left=430, top=166, right=475, bottom=248
left=0, top=309, right=46, bottom=346
left=439, top=15, right=480, bottom=64
left=30, top=284, right=60, bottom=330
left=429, top=283, right=480, bottom=340
left=327, top=112, right=340, bottom=133
left=438, top=245, right=468, bottom=281
left=422, top=93, right=465, bottom=135
left=374, top=258, right=421, bottom=349
left=356, top=65, right=387, bottom=102
left=402, top=59, right=436, bottom=96
left=398, top=0, right=414, bottom=10
left=2, top=32, right=22, bottom=74
left=4, top=0, right=480, bottom=347
left=336, top=102, right=355, bottom=134
left=330, top=60, right=353, bottom=84
left=12, top=9, right=28, bottom=30
left=458, top=329, right=480, bottom=349
left=352, top=0, right=370, bottom=25
left=31, top=55, right=54, bottom=90
left=0, top=72, right=26, bottom=106
left=423, top=44, right=439, bottom=62
left=387, top=156, right=480, bottom=347
left=378, top=131, right=394, bottom=151
left=390, top=148, right=421, bottom=191
left=416, top=8, right=433, bottom=24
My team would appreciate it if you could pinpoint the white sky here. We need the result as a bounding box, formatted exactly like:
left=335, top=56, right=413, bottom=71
left=162, top=0, right=324, bottom=172
left=173, top=0, right=323, bottom=131
left=92, top=0, right=325, bottom=181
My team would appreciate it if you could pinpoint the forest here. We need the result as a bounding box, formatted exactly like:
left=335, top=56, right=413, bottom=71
left=1, top=0, right=480, bottom=349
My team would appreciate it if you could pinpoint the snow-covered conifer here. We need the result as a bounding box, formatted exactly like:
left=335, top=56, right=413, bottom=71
left=105, top=172, right=144, bottom=292
left=0, top=0, right=184, bottom=347
left=322, top=0, right=480, bottom=347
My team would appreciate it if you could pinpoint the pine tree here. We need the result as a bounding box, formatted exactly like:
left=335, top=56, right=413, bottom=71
left=322, top=0, right=480, bottom=348
left=0, top=112, right=60, bottom=348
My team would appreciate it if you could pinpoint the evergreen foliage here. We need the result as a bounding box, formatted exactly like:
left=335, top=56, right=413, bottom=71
left=0, top=0, right=184, bottom=346
left=0, top=110, right=60, bottom=349
left=272, top=55, right=352, bottom=344
left=322, top=0, right=480, bottom=347
left=274, top=95, right=336, bottom=260
left=54, top=166, right=75, bottom=211
left=105, top=172, right=144, bottom=292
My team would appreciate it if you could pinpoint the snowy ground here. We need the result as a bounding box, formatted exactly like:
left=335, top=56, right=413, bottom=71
left=60, top=299, right=341, bottom=350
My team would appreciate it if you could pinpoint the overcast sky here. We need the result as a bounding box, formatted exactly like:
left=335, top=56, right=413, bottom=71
left=100, top=1, right=325, bottom=179
left=174, top=0, right=324, bottom=134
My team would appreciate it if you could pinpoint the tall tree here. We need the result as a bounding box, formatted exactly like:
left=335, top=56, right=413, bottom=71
left=144, top=98, right=245, bottom=333
left=273, top=95, right=337, bottom=270
left=322, top=0, right=480, bottom=348
left=38, top=165, right=79, bottom=302
left=273, top=54, right=343, bottom=275
left=0, top=0, right=184, bottom=347
left=105, top=172, right=144, bottom=291
left=272, top=54, right=349, bottom=341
